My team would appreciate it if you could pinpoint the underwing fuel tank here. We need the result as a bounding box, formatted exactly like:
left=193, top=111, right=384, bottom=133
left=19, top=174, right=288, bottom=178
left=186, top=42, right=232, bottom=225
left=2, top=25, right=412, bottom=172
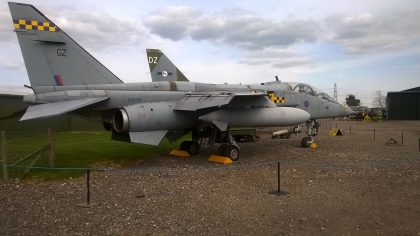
left=199, top=107, right=310, bottom=130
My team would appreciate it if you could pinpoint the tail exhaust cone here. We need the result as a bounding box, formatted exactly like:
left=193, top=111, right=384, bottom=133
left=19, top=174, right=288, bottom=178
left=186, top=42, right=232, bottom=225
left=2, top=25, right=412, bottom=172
left=113, top=109, right=129, bottom=132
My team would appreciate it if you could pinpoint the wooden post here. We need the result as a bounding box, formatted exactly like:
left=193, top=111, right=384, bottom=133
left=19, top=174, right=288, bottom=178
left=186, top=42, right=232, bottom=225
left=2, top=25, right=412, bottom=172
left=48, top=128, right=55, bottom=168
left=1, top=131, right=8, bottom=181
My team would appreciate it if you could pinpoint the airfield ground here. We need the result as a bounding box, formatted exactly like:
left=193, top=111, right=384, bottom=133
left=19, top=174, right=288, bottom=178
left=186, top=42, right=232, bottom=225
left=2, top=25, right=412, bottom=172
left=1, top=120, right=420, bottom=235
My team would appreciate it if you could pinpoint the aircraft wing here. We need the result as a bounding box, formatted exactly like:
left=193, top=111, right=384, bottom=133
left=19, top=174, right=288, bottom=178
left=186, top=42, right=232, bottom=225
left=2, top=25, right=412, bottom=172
left=20, top=97, right=109, bottom=121
left=174, top=92, right=275, bottom=111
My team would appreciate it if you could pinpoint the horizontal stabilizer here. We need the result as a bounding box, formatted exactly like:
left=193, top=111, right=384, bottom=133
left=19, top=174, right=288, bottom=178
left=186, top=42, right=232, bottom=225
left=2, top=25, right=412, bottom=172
left=20, top=97, right=108, bottom=121
left=129, top=130, right=168, bottom=145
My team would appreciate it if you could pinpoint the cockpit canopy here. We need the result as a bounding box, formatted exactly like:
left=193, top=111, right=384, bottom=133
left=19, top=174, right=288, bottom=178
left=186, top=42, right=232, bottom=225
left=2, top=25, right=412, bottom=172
left=293, top=83, right=316, bottom=96
left=284, top=82, right=338, bottom=103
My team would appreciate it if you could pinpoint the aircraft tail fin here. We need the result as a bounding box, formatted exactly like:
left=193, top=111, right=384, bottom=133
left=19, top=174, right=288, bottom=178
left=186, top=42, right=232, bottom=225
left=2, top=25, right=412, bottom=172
left=8, top=2, right=123, bottom=93
left=146, top=49, right=189, bottom=82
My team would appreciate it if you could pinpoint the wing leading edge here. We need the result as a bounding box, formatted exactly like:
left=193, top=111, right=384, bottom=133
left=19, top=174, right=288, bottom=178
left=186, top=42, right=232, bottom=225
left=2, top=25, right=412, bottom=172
left=174, top=92, right=275, bottom=111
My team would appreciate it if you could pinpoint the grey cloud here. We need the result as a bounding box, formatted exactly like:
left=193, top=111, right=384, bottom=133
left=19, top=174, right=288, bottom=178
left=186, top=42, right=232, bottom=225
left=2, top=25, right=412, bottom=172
left=325, top=9, right=420, bottom=54
left=144, top=7, right=320, bottom=50
left=144, top=6, right=200, bottom=40
left=49, top=9, right=147, bottom=50
left=1, top=62, right=24, bottom=70
left=0, top=3, right=147, bottom=50
left=0, top=7, right=16, bottom=43
left=271, top=57, right=315, bottom=68
left=240, top=49, right=316, bottom=68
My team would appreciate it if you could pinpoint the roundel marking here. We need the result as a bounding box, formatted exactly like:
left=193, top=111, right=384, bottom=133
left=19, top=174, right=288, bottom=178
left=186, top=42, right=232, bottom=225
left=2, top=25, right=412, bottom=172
left=304, top=100, right=309, bottom=107
left=162, top=71, right=168, bottom=77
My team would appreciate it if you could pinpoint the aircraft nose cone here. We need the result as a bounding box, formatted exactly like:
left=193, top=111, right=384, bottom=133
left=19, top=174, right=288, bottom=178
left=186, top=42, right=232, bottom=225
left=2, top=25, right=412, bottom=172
left=291, top=108, right=310, bottom=123
left=343, top=106, right=355, bottom=116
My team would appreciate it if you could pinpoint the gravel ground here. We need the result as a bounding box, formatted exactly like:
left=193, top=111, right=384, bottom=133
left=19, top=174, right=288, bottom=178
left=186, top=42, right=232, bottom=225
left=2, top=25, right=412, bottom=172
left=1, top=120, right=420, bottom=235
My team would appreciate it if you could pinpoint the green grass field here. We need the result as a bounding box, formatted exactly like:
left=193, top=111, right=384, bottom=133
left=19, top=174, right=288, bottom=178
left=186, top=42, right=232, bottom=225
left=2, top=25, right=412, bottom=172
left=2, top=131, right=188, bottom=179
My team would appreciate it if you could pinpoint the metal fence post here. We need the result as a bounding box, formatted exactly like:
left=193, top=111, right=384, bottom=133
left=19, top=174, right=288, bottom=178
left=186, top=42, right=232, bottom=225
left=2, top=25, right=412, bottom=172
left=87, top=169, right=90, bottom=205
left=76, top=169, right=97, bottom=208
left=401, top=132, right=404, bottom=146
left=48, top=127, right=55, bottom=168
left=269, top=161, right=288, bottom=196
left=277, top=162, right=280, bottom=194
left=1, top=131, right=7, bottom=181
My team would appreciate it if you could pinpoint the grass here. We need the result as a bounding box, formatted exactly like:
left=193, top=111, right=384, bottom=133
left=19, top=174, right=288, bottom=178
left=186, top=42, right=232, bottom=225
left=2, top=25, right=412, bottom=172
left=2, top=131, right=189, bottom=180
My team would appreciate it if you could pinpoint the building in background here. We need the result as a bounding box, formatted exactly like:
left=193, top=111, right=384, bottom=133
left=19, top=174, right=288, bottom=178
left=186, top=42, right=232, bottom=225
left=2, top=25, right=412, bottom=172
left=386, top=87, right=420, bottom=120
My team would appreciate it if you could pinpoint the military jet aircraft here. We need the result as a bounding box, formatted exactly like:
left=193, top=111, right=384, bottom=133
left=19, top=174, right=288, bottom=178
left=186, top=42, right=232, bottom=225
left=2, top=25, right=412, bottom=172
left=8, top=2, right=311, bottom=161
left=146, top=49, right=354, bottom=148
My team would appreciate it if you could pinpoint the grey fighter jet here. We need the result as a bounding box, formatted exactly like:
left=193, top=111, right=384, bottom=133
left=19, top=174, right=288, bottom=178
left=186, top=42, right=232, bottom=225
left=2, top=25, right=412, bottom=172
left=146, top=49, right=354, bottom=148
left=8, top=2, right=310, bottom=160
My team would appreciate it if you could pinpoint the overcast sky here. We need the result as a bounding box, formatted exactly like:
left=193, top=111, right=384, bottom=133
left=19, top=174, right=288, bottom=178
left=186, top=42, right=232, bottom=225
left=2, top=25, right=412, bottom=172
left=1, top=0, right=419, bottom=105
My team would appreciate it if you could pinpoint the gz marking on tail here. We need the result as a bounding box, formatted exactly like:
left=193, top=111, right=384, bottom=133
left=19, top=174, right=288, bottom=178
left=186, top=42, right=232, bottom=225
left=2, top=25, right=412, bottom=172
left=57, top=49, right=67, bottom=57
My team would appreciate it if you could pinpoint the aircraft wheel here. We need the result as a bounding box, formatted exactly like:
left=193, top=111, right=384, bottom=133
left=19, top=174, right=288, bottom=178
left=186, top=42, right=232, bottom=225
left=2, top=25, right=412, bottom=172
left=217, top=144, right=229, bottom=156
left=301, top=137, right=311, bottom=148
left=180, top=141, right=190, bottom=151
left=103, top=122, right=112, bottom=131
left=223, top=145, right=240, bottom=161
left=186, top=141, right=200, bottom=155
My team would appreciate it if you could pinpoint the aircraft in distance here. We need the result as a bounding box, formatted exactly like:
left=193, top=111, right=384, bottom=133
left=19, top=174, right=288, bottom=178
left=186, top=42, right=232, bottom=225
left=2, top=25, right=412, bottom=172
left=8, top=2, right=310, bottom=161
left=146, top=49, right=355, bottom=148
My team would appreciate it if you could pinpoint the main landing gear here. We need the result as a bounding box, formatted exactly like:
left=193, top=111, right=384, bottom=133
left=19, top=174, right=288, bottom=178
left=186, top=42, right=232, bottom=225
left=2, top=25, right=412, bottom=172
left=178, top=127, right=241, bottom=161
left=216, top=132, right=240, bottom=161
left=301, top=119, right=319, bottom=148
left=179, top=141, right=201, bottom=155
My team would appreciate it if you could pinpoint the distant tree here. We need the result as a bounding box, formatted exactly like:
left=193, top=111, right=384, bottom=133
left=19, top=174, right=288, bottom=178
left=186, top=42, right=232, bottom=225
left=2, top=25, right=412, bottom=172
left=372, top=90, right=386, bottom=109
left=345, top=94, right=360, bottom=106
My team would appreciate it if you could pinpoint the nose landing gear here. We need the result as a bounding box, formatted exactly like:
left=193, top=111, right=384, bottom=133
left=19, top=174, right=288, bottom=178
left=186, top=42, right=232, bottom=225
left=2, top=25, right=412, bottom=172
left=301, top=119, right=319, bottom=148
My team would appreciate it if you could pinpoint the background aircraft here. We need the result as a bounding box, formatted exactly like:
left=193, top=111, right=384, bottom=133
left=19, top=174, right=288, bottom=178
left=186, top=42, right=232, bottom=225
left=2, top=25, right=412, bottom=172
left=8, top=2, right=310, bottom=160
left=146, top=49, right=354, bottom=148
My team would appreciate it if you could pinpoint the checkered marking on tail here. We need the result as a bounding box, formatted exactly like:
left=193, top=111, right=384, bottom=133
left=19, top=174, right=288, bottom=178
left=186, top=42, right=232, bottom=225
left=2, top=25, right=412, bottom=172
left=268, top=92, right=285, bottom=104
left=13, top=19, right=58, bottom=32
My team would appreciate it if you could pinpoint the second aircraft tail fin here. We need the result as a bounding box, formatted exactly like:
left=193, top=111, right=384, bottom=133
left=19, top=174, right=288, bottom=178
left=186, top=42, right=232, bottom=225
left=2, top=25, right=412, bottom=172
left=146, top=49, right=189, bottom=82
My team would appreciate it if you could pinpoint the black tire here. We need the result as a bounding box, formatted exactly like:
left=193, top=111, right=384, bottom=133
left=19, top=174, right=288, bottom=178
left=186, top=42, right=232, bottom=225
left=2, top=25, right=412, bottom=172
left=217, top=144, right=228, bottom=155
left=186, top=141, right=200, bottom=155
left=103, top=122, right=112, bottom=131
left=301, top=137, right=310, bottom=148
left=223, top=145, right=240, bottom=161
left=180, top=141, right=190, bottom=151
